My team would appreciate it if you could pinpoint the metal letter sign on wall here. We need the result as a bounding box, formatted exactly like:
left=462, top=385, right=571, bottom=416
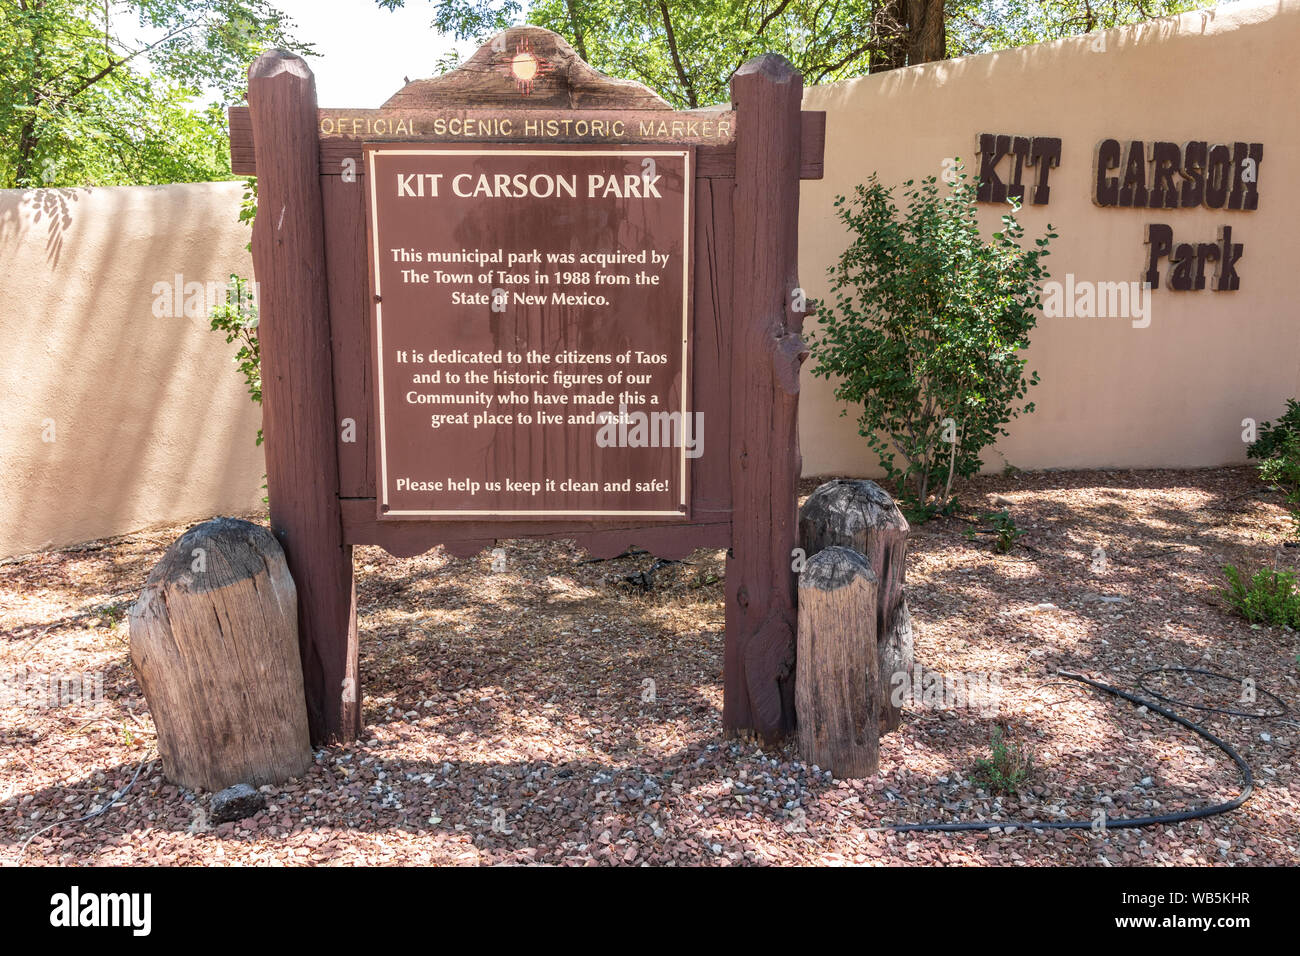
left=230, top=27, right=825, bottom=745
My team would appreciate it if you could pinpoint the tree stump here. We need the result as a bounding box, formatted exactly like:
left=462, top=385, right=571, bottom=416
left=799, top=479, right=913, bottom=733
left=129, top=517, right=313, bottom=791
left=796, top=547, right=880, bottom=777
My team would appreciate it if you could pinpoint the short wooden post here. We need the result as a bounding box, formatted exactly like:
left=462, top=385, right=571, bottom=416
left=725, top=54, right=807, bottom=741
left=129, top=518, right=312, bottom=790
left=796, top=546, right=880, bottom=777
left=247, top=51, right=359, bottom=744
left=799, top=479, right=913, bottom=733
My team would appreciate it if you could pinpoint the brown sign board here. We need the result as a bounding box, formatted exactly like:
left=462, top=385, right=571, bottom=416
left=365, top=144, right=693, bottom=519
left=236, top=25, right=823, bottom=745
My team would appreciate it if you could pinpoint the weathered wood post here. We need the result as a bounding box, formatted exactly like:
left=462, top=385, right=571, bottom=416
left=725, top=54, right=808, bottom=741
left=247, top=52, right=359, bottom=744
left=129, top=518, right=312, bottom=790
left=796, top=546, right=880, bottom=777
left=799, top=479, right=913, bottom=733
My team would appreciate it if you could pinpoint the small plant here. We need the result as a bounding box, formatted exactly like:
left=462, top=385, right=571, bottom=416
left=97, top=602, right=126, bottom=629
left=972, top=725, right=1033, bottom=796
left=964, top=509, right=1025, bottom=553
left=1221, top=564, right=1300, bottom=628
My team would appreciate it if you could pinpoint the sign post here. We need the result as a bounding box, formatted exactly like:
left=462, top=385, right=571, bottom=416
left=233, top=27, right=824, bottom=744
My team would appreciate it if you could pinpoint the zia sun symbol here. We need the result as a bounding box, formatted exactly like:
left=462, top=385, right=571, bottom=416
left=497, top=37, right=550, bottom=95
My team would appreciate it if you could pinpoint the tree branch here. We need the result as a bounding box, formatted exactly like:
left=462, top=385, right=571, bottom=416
left=656, top=1, right=698, bottom=108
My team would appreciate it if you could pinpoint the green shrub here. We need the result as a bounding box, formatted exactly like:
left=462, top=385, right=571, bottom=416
left=1247, top=401, right=1300, bottom=536
left=1221, top=565, right=1300, bottom=628
left=808, top=169, right=1055, bottom=521
left=972, top=726, right=1033, bottom=796
left=1247, top=398, right=1300, bottom=462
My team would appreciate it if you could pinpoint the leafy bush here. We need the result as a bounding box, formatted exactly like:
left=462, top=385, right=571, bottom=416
left=1221, top=565, right=1300, bottom=628
left=1246, top=399, right=1300, bottom=461
left=1247, top=400, right=1300, bottom=535
left=808, top=170, right=1055, bottom=519
left=971, top=725, right=1033, bottom=796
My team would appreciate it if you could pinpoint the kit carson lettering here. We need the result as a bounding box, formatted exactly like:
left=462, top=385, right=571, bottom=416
left=394, top=170, right=663, bottom=199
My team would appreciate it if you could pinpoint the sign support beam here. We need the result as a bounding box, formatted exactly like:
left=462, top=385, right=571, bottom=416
left=248, top=51, right=360, bottom=745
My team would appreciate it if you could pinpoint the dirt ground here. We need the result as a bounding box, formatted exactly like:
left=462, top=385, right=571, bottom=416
left=2, top=466, right=1297, bottom=866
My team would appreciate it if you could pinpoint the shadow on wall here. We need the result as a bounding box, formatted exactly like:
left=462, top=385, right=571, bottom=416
left=0, top=188, right=85, bottom=268
left=0, top=182, right=265, bottom=559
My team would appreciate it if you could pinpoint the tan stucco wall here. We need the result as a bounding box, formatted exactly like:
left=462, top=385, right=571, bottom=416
left=0, top=182, right=265, bottom=558
left=799, top=0, right=1300, bottom=477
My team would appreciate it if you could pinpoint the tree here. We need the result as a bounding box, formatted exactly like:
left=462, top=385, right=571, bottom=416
left=872, top=0, right=945, bottom=73
left=381, top=0, right=947, bottom=107
left=946, top=0, right=1208, bottom=56
left=380, top=0, right=1213, bottom=108
left=0, top=1, right=312, bottom=187
left=807, top=172, right=1055, bottom=518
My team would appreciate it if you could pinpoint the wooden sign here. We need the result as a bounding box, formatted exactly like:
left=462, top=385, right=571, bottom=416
left=366, top=144, right=693, bottom=519
left=232, top=27, right=824, bottom=746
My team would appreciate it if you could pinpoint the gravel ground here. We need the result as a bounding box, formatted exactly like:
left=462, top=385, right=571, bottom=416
left=1, top=466, right=1297, bottom=866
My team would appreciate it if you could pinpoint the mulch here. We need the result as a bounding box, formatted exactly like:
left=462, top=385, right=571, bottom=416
left=1, top=466, right=1296, bottom=866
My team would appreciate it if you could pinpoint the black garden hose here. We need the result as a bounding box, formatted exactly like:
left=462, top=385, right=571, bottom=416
left=888, top=669, right=1261, bottom=834
left=1137, top=666, right=1288, bottom=719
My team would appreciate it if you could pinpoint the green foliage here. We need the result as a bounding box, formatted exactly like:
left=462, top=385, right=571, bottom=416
left=1259, top=446, right=1300, bottom=537
left=965, top=509, right=1024, bottom=553
left=379, top=1, right=1217, bottom=109
left=1247, top=399, right=1300, bottom=462
left=808, top=170, right=1054, bottom=515
left=208, top=273, right=262, bottom=446
left=383, top=0, right=885, bottom=107
left=236, top=176, right=258, bottom=246
left=1221, top=565, right=1300, bottom=629
left=530, top=0, right=888, bottom=107
left=946, top=0, right=1211, bottom=57
left=972, top=725, right=1032, bottom=796
left=1, top=1, right=312, bottom=188
left=1247, top=400, right=1300, bottom=535
left=902, top=495, right=959, bottom=525
left=211, top=177, right=263, bottom=492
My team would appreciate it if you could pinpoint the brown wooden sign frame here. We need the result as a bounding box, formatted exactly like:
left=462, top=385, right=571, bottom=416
left=230, top=26, right=824, bottom=745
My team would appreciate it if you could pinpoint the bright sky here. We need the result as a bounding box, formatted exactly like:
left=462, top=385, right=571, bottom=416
left=266, top=0, right=477, bottom=107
